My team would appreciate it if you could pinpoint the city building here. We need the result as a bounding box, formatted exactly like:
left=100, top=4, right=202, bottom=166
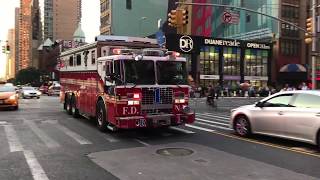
left=44, top=0, right=82, bottom=41
left=14, top=7, right=19, bottom=75
left=100, top=0, right=168, bottom=37
left=18, top=0, right=42, bottom=71
left=207, top=0, right=308, bottom=87
left=6, top=29, right=15, bottom=79
left=19, top=0, right=33, bottom=70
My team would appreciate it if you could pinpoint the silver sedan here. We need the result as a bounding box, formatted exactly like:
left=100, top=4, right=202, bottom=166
left=230, top=90, right=320, bottom=150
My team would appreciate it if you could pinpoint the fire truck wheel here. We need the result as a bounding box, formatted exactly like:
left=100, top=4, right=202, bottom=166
left=71, top=95, right=80, bottom=118
left=96, top=100, right=108, bottom=132
left=66, top=95, right=72, bottom=115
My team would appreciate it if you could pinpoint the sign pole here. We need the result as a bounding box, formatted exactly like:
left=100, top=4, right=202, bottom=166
left=312, top=0, right=317, bottom=89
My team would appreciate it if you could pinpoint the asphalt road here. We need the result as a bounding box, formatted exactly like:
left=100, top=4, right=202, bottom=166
left=0, top=96, right=319, bottom=180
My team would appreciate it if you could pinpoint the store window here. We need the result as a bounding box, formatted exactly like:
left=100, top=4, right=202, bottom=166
left=199, top=46, right=220, bottom=87
left=223, top=47, right=241, bottom=76
left=244, top=49, right=268, bottom=77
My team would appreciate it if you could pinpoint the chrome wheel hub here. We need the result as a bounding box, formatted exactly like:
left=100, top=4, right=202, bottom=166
left=236, top=118, right=248, bottom=136
left=97, top=109, right=103, bottom=126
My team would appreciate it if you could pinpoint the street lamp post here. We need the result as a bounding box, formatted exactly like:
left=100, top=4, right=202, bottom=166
left=139, top=17, right=147, bottom=37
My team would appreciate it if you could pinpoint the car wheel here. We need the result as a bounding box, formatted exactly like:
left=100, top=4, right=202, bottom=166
left=66, top=95, right=72, bottom=115
left=234, top=115, right=251, bottom=137
left=96, top=100, right=108, bottom=132
left=63, top=94, right=68, bottom=110
left=12, top=106, right=18, bottom=110
left=71, top=95, right=80, bottom=118
left=37, top=96, right=40, bottom=99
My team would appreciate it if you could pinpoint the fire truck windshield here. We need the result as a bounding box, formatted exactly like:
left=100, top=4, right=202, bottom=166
left=156, top=61, right=188, bottom=85
left=124, top=60, right=155, bottom=85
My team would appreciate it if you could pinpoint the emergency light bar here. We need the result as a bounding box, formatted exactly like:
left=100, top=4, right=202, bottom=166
left=111, top=48, right=181, bottom=58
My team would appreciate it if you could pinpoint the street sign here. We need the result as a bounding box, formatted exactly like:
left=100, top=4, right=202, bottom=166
left=222, top=10, right=240, bottom=24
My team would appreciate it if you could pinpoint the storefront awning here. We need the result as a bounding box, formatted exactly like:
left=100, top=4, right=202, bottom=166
left=279, top=64, right=306, bottom=72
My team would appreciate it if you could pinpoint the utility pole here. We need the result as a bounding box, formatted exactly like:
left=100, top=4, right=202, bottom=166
left=311, top=0, right=317, bottom=90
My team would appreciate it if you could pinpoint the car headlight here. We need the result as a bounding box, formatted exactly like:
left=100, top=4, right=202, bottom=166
left=9, top=94, right=16, bottom=100
left=37, top=91, right=41, bottom=95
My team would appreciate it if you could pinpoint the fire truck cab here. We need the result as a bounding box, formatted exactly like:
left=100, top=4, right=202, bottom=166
left=60, top=36, right=195, bottom=131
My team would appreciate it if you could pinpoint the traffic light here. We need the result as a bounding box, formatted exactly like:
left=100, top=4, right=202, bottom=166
left=168, top=10, right=177, bottom=27
left=181, top=9, right=189, bottom=25
left=1, top=46, right=5, bottom=53
left=305, top=17, right=313, bottom=44
left=6, top=45, right=10, bottom=52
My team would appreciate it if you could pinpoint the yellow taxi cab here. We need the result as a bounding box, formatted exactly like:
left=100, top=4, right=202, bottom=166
left=0, top=85, right=19, bottom=110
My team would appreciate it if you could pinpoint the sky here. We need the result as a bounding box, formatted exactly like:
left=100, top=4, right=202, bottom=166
left=0, top=0, right=100, bottom=79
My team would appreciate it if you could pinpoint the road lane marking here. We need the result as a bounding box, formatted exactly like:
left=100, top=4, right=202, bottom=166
left=195, top=117, right=230, bottom=127
left=23, top=150, right=49, bottom=180
left=169, top=127, right=195, bottom=134
left=4, top=125, right=23, bottom=152
left=185, top=124, right=215, bottom=132
left=24, top=120, right=60, bottom=148
left=196, top=114, right=230, bottom=123
left=55, top=123, right=92, bottom=145
left=209, top=131, right=320, bottom=158
left=195, top=121, right=232, bottom=131
left=200, top=113, right=230, bottom=120
left=135, top=139, right=150, bottom=146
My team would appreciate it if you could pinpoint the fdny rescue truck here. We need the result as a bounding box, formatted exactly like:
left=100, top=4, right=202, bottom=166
left=59, top=35, right=195, bottom=131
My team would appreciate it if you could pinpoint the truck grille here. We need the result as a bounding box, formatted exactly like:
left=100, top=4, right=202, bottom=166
left=141, top=87, right=173, bottom=105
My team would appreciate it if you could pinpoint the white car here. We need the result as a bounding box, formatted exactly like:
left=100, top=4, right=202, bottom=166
left=230, top=90, right=320, bottom=150
left=21, top=87, right=41, bottom=99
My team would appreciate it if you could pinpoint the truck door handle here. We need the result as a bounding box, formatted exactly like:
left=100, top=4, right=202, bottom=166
left=278, top=111, right=284, bottom=115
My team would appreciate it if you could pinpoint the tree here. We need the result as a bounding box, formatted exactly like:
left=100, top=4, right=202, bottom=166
left=15, top=67, right=44, bottom=87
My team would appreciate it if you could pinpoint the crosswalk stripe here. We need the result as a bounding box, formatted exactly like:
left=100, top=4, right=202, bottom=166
left=196, top=118, right=229, bottom=127
left=185, top=124, right=215, bottom=132
left=55, top=123, right=92, bottom=145
left=24, top=120, right=60, bottom=148
left=23, top=150, right=49, bottom=180
left=201, top=113, right=230, bottom=119
left=4, top=125, right=23, bottom=152
left=196, top=114, right=230, bottom=123
left=169, top=127, right=195, bottom=134
left=195, top=121, right=233, bottom=131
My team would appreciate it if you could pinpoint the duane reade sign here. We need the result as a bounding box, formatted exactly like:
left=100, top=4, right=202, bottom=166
left=246, top=43, right=271, bottom=50
left=179, top=35, right=194, bottom=52
left=204, top=39, right=241, bottom=47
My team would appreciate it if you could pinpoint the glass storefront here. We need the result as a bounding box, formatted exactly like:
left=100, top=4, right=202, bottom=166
left=199, top=46, right=219, bottom=87
left=244, top=49, right=269, bottom=87
left=222, top=47, right=241, bottom=87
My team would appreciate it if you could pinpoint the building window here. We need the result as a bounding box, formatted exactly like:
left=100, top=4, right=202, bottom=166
left=199, top=46, right=220, bottom=87
left=76, top=54, right=81, bottom=66
left=69, top=56, right=74, bottom=66
left=91, top=50, right=96, bottom=64
left=280, top=39, right=300, bottom=56
left=244, top=49, right=268, bottom=77
left=126, top=0, right=132, bottom=10
left=223, top=47, right=241, bottom=76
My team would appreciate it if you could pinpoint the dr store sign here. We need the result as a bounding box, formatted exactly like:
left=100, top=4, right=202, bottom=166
left=179, top=35, right=194, bottom=52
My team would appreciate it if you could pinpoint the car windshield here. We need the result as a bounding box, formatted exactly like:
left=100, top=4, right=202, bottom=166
left=156, top=61, right=188, bottom=85
left=124, top=60, right=155, bottom=85
left=0, top=86, right=15, bottom=92
left=22, top=87, right=35, bottom=90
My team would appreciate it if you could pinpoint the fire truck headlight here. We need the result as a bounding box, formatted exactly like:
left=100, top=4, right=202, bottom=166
left=175, top=99, right=185, bottom=104
left=128, top=100, right=140, bottom=105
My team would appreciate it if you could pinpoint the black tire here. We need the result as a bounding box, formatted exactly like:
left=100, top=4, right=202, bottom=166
left=66, top=95, right=72, bottom=115
left=96, top=100, right=108, bottom=132
left=233, top=115, right=251, bottom=137
left=12, top=106, right=18, bottom=110
left=71, top=95, right=80, bottom=118
left=37, top=96, right=40, bottom=99
left=63, top=94, right=68, bottom=110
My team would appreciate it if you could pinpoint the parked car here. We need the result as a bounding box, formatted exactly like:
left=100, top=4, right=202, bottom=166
left=20, top=87, right=41, bottom=99
left=47, top=85, right=61, bottom=96
left=0, top=85, right=19, bottom=110
left=230, top=90, right=320, bottom=150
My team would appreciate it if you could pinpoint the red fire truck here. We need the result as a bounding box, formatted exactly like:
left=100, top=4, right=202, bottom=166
left=59, top=36, right=195, bottom=131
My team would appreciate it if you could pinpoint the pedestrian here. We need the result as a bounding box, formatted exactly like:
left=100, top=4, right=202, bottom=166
left=300, top=82, right=309, bottom=90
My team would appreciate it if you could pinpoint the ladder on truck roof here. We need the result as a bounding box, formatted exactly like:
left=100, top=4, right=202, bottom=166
left=95, top=35, right=157, bottom=44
